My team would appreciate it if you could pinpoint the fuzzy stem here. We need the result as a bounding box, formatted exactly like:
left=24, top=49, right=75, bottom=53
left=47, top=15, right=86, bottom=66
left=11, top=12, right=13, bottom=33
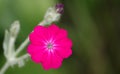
left=17, top=54, right=30, bottom=61
left=0, top=62, right=9, bottom=74
left=14, top=37, right=29, bottom=56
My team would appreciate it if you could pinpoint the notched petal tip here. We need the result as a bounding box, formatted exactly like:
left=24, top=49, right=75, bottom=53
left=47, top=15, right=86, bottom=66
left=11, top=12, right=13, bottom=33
left=31, top=56, right=40, bottom=64
left=51, top=52, right=63, bottom=69
left=33, top=25, right=45, bottom=32
left=65, top=49, right=72, bottom=58
left=49, top=24, right=60, bottom=30
left=67, top=38, right=73, bottom=47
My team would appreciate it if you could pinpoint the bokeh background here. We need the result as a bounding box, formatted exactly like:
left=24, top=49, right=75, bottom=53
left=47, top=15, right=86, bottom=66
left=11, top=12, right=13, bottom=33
left=0, top=0, right=120, bottom=74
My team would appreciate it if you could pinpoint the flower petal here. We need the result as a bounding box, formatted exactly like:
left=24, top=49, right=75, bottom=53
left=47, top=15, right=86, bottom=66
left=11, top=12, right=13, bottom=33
left=55, top=47, right=72, bottom=58
left=31, top=53, right=43, bottom=63
left=47, top=24, right=60, bottom=40
left=41, top=51, right=52, bottom=70
left=27, top=24, right=73, bottom=70
left=28, top=44, right=47, bottom=63
left=48, top=24, right=60, bottom=34
left=55, top=29, right=68, bottom=40
left=51, top=52, right=63, bottom=69
left=27, top=44, right=45, bottom=55
left=55, top=38, right=72, bottom=48
left=29, top=32, right=45, bottom=46
left=34, top=25, right=45, bottom=33
left=33, top=26, right=49, bottom=41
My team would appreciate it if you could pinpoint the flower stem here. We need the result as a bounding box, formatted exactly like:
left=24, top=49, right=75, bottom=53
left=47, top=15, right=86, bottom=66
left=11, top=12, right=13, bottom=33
left=17, top=54, right=30, bottom=61
left=0, top=62, right=9, bottom=74
left=14, top=37, right=29, bottom=56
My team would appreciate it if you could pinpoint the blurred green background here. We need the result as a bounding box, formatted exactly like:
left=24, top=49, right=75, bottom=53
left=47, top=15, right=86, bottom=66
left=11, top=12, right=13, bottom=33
left=0, top=0, right=120, bottom=74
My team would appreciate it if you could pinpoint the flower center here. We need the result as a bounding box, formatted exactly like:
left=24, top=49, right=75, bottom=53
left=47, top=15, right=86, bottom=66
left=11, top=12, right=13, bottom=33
left=47, top=43, right=53, bottom=49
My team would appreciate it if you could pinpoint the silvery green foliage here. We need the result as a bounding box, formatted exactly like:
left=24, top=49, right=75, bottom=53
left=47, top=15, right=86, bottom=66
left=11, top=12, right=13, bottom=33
left=3, top=21, right=20, bottom=61
left=18, top=60, right=25, bottom=67
left=3, top=30, right=10, bottom=59
left=2, top=21, right=29, bottom=68
left=3, top=21, right=26, bottom=67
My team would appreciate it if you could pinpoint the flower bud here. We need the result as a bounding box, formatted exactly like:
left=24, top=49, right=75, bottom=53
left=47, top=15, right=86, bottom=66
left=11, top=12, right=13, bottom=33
left=10, top=21, right=20, bottom=38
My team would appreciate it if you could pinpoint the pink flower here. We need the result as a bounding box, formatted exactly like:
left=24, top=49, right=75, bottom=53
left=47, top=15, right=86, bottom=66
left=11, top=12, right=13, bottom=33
left=27, top=24, right=72, bottom=70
